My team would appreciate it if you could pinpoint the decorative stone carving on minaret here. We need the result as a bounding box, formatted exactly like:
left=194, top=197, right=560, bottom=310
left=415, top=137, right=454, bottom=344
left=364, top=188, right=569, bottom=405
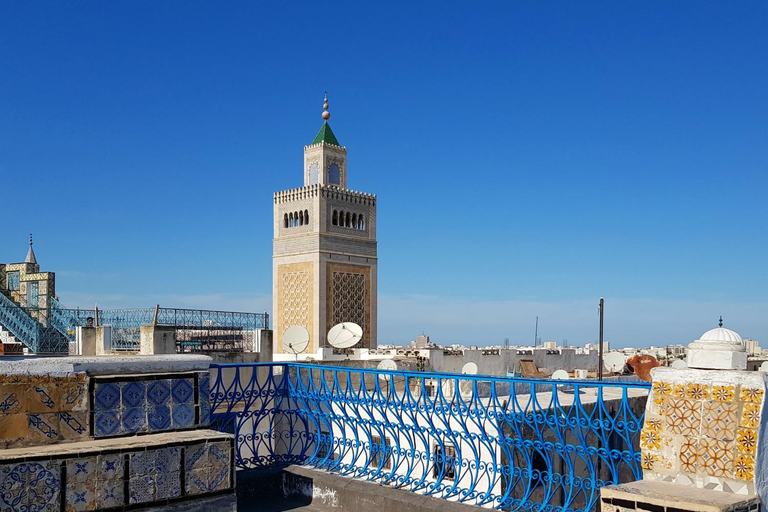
left=272, top=95, right=377, bottom=357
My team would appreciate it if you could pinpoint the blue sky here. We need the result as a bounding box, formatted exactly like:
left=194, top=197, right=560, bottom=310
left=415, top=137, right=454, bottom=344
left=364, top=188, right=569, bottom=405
left=1, top=2, right=766, bottom=347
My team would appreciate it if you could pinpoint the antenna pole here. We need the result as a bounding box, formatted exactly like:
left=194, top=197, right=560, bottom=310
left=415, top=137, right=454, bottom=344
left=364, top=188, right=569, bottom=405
left=598, top=298, right=604, bottom=381
left=534, top=316, right=538, bottom=347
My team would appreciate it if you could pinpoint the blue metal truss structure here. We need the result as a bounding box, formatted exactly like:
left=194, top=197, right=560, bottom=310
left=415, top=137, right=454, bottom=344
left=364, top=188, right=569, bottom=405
left=210, top=363, right=650, bottom=512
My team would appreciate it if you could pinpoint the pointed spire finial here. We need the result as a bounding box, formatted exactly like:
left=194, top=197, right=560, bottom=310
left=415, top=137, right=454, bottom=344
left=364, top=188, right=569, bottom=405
left=719, top=316, right=723, bottom=328
left=25, top=234, right=37, bottom=264
left=322, top=92, right=330, bottom=121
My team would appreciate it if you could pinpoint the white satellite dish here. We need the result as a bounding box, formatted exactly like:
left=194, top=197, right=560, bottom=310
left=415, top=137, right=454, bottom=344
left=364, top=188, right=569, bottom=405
left=551, top=369, right=570, bottom=380
left=760, top=361, right=768, bottom=373
left=283, top=326, right=310, bottom=357
left=671, top=359, right=688, bottom=370
left=604, top=352, right=627, bottom=374
left=377, top=359, right=398, bottom=381
left=327, top=322, right=363, bottom=349
left=461, top=362, right=478, bottom=375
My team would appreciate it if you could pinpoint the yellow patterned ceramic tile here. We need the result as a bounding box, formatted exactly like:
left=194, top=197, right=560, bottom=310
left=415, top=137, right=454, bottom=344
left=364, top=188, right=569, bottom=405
left=679, top=437, right=698, bottom=473
left=734, top=454, right=755, bottom=481
left=641, top=453, right=659, bottom=470
left=701, top=400, right=738, bottom=440
left=740, top=402, right=761, bottom=429
left=652, top=381, right=672, bottom=396
left=711, top=385, right=735, bottom=403
left=700, top=437, right=733, bottom=478
left=739, top=387, right=764, bottom=404
left=736, top=428, right=758, bottom=455
left=644, top=417, right=663, bottom=432
left=649, top=395, right=667, bottom=416
left=665, top=398, right=701, bottom=436
left=685, top=382, right=710, bottom=400
left=673, top=384, right=687, bottom=399
left=640, top=430, right=661, bottom=450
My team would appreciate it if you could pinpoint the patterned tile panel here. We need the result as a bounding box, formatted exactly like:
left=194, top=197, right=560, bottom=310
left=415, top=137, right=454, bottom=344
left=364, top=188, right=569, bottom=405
left=642, top=367, right=766, bottom=495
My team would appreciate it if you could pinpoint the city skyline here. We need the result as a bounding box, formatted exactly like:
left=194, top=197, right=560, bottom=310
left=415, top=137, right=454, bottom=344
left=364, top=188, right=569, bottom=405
left=1, top=2, right=766, bottom=347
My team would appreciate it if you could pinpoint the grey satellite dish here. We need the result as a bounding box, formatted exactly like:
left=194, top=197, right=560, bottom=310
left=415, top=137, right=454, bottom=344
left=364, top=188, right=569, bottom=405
left=283, top=326, right=310, bottom=358
left=603, top=352, right=627, bottom=374
left=327, top=322, right=363, bottom=349
left=461, top=362, right=478, bottom=375
left=671, top=359, right=688, bottom=370
left=377, top=359, right=398, bottom=381
left=551, top=369, right=570, bottom=380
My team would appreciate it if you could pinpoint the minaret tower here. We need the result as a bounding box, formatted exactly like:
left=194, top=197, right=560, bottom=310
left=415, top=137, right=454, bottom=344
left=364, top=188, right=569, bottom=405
left=272, top=95, right=378, bottom=355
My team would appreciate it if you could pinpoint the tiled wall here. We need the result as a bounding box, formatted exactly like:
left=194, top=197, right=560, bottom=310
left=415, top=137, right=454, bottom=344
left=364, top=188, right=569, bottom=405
left=92, top=372, right=210, bottom=438
left=0, top=437, right=234, bottom=512
left=0, top=373, right=89, bottom=448
left=640, top=368, right=766, bottom=495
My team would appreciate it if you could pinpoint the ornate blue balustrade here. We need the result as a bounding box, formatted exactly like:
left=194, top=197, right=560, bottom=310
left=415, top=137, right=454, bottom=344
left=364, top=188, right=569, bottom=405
left=210, top=363, right=651, bottom=512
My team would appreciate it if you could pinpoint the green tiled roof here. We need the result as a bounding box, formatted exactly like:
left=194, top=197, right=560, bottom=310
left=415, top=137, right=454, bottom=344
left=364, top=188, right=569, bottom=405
left=312, top=122, right=340, bottom=146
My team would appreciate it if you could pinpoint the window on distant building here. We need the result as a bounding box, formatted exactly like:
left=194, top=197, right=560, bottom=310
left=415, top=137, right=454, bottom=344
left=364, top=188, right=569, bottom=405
left=8, top=272, right=19, bottom=291
left=433, top=443, right=456, bottom=480
left=329, top=164, right=340, bottom=185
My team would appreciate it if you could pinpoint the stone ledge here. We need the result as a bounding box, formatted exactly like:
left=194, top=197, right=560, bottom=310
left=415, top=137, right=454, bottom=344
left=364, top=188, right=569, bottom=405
left=0, top=429, right=231, bottom=461
left=0, top=354, right=212, bottom=376
left=602, top=481, right=760, bottom=512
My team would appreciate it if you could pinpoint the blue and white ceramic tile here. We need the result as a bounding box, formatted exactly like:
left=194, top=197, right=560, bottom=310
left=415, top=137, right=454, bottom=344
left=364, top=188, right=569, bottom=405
left=185, top=443, right=208, bottom=472
left=199, top=400, right=211, bottom=426
left=17, top=461, right=61, bottom=512
left=208, top=442, right=230, bottom=468
left=94, top=411, right=121, bottom=437
left=0, top=387, right=23, bottom=414
left=155, top=447, right=180, bottom=474
left=60, top=382, right=88, bottom=412
left=28, top=413, right=60, bottom=442
left=155, top=472, right=180, bottom=500
left=208, top=464, right=230, bottom=492
left=146, top=380, right=171, bottom=407
left=65, top=486, right=96, bottom=512
left=198, top=372, right=210, bottom=400
left=171, top=378, right=194, bottom=404
left=129, top=451, right=156, bottom=478
left=96, top=480, right=124, bottom=509
left=148, top=406, right=171, bottom=432
left=121, top=407, right=147, bottom=434
left=66, top=457, right=97, bottom=483
left=98, top=454, right=124, bottom=481
left=171, top=404, right=194, bottom=428
left=28, top=384, right=57, bottom=412
left=120, top=381, right=147, bottom=409
left=59, top=412, right=88, bottom=440
left=185, top=469, right=207, bottom=496
left=128, top=475, right=155, bottom=504
left=94, top=382, right=120, bottom=411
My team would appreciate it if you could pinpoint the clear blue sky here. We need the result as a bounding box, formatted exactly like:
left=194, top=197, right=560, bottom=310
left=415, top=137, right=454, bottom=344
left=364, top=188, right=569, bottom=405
left=1, top=2, right=766, bottom=347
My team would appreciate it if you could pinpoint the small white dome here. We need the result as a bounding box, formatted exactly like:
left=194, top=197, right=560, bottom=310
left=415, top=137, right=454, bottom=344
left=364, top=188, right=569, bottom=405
left=698, top=327, right=743, bottom=345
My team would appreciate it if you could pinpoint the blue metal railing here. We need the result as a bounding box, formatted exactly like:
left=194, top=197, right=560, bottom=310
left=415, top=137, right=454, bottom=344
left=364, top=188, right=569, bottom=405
left=48, top=304, right=268, bottom=350
left=210, top=363, right=651, bottom=512
left=0, top=292, right=41, bottom=352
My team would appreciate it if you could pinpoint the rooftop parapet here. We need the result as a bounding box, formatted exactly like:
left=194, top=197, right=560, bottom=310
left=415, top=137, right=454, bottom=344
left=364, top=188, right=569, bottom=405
left=274, top=184, right=376, bottom=206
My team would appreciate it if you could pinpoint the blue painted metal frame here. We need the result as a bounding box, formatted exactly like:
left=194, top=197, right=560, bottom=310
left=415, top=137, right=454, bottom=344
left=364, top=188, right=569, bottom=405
left=210, top=362, right=651, bottom=512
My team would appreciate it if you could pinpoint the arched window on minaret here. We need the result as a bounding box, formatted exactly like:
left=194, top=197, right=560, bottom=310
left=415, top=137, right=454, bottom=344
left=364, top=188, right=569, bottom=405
left=332, top=210, right=338, bottom=226
left=359, top=215, right=364, bottom=230
left=305, top=210, right=309, bottom=225
left=284, top=214, right=289, bottom=228
left=329, top=164, right=340, bottom=185
left=299, top=211, right=304, bottom=226
left=309, top=163, right=319, bottom=185
left=345, top=212, right=351, bottom=228
left=289, top=212, right=293, bottom=227
left=352, top=214, right=357, bottom=230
